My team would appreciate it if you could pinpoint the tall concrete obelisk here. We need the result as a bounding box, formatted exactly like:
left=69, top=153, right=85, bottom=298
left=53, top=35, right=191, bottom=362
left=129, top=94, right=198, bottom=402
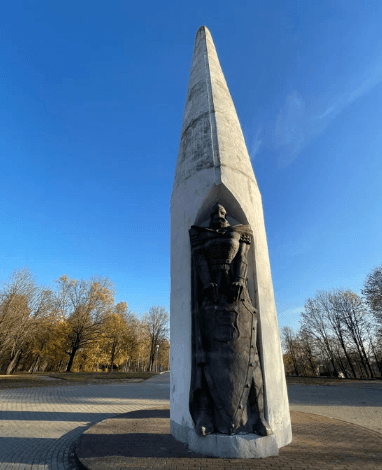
left=170, top=26, right=292, bottom=457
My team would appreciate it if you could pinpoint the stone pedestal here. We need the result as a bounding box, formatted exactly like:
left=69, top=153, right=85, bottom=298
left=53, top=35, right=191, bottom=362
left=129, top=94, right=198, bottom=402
left=171, top=421, right=279, bottom=459
left=189, top=432, right=279, bottom=459
left=170, top=26, right=292, bottom=457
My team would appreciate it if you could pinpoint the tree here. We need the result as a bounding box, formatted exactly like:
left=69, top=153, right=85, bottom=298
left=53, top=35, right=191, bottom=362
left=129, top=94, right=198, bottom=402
left=320, top=290, right=357, bottom=378
left=39, top=319, right=71, bottom=371
left=27, top=314, right=59, bottom=373
left=365, top=322, right=382, bottom=376
left=281, top=326, right=320, bottom=377
left=300, top=295, right=340, bottom=377
left=333, top=290, right=375, bottom=378
left=0, top=268, right=55, bottom=374
left=55, top=275, right=115, bottom=372
left=298, top=329, right=319, bottom=376
left=102, top=302, right=137, bottom=372
left=157, top=338, right=170, bottom=371
left=129, top=318, right=151, bottom=371
left=143, top=306, right=169, bottom=372
left=0, top=268, right=146, bottom=374
left=281, top=326, right=300, bottom=376
left=362, top=263, right=382, bottom=325
left=0, top=268, right=35, bottom=354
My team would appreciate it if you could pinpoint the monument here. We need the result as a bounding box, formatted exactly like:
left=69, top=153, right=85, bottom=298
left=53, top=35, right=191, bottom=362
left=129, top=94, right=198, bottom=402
left=170, top=26, right=292, bottom=458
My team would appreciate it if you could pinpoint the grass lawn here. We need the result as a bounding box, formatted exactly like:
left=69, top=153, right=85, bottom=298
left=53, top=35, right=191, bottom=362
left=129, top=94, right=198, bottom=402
left=0, top=371, right=158, bottom=389
left=1, top=372, right=379, bottom=390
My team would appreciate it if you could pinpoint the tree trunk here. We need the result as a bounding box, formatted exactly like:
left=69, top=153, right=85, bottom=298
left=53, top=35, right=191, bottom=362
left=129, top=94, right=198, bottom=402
left=149, top=349, right=155, bottom=372
left=343, top=346, right=357, bottom=378
left=289, top=342, right=300, bottom=376
left=360, top=343, right=375, bottom=378
left=109, top=343, right=116, bottom=373
left=323, top=340, right=339, bottom=377
left=6, top=349, right=22, bottom=375
left=66, top=347, right=78, bottom=372
left=336, top=352, right=349, bottom=378
left=337, top=335, right=357, bottom=378
left=370, top=341, right=382, bottom=376
left=29, top=355, right=40, bottom=374
left=353, top=341, right=371, bottom=377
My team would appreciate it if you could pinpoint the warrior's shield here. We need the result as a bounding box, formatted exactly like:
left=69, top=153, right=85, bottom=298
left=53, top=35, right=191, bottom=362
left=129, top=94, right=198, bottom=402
left=202, top=299, right=257, bottom=433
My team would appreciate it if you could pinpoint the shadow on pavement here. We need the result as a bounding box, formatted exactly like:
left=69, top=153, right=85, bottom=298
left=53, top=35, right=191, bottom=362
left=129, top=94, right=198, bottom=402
left=112, top=408, right=170, bottom=419
left=77, top=408, right=382, bottom=469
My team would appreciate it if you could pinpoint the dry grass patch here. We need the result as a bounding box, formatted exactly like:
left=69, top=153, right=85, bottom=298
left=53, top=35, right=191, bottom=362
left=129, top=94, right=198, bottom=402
left=0, top=371, right=158, bottom=389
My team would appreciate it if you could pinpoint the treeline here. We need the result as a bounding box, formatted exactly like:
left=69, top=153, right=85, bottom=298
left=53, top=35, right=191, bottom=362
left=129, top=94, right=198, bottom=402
left=0, top=268, right=169, bottom=375
left=281, top=263, right=382, bottom=379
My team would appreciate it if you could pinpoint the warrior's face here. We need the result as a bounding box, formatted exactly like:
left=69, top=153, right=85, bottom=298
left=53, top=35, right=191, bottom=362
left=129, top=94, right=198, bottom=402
left=210, top=204, right=230, bottom=229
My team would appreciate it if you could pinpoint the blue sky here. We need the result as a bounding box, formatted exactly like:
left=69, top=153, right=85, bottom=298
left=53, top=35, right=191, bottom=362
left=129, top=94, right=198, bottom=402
left=1, top=1, right=381, bottom=329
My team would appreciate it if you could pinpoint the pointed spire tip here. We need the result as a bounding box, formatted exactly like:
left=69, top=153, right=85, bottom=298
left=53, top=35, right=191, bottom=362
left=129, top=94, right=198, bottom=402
left=196, top=25, right=211, bottom=36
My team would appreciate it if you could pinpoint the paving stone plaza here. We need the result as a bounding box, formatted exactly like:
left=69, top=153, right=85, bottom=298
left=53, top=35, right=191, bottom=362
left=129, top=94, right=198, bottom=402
left=0, top=375, right=169, bottom=470
left=0, top=373, right=381, bottom=469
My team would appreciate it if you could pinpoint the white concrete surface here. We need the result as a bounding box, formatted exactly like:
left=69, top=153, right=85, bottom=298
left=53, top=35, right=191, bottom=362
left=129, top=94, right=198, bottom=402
left=170, top=25, right=291, bottom=450
left=188, top=429, right=279, bottom=459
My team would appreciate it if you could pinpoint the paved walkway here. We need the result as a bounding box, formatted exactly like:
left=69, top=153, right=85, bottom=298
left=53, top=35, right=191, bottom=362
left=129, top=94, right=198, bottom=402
left=0, top=374, right=169, bottom=470
left=77, top=406, right=382, bottom=470
left=0, top=373, right=381, bottom=469
left=288, top=382, right=382, bottom=435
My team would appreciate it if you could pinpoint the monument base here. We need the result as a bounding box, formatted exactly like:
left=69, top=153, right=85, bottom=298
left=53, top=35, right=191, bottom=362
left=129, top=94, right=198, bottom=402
left=171, top=420, right=279, bottom=459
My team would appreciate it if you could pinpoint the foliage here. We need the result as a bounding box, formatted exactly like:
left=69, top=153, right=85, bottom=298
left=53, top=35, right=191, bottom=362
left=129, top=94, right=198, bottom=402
left=0, top=268, right=55, bottom=374
left=54, top=275, right=115, bottom=372
left=101, top=303, right=138, bottom=372
left=0, top=268, right=170, bottom=374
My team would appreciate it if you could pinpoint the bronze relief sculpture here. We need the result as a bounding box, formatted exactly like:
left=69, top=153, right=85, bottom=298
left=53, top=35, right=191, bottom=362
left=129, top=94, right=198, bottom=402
left=189, top=203, right=272, bottom=437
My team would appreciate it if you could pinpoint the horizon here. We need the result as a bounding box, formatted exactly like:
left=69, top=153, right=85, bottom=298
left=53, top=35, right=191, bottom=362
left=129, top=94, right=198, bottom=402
left=1, top=1, right=381, bottom=329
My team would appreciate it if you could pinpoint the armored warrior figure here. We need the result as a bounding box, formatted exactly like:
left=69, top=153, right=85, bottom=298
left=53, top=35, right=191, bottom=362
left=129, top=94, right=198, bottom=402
left=189, top=203, right=273, bottom=437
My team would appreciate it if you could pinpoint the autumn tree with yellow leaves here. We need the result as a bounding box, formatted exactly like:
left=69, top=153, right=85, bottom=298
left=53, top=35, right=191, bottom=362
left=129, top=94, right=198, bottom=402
left=0, top=268, right=55, bottom=374
left=54, top=275, right=115, bottom=372
left=101, top=302, right=138, bottom=372
left=0, top=268, right=170, bottom=374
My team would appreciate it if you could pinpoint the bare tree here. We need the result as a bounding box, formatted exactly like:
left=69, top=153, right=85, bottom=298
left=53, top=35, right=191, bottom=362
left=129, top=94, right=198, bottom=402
left=281, top=326, right=300, bottom=375
left=320, top=290, right=357, bottom=378
left=365, top=322, right=382, bottom=376
left=300, top=295, right=339, bottom=377
left=298, top=329, right=319, bottom=376
left=300, top=289, right=377, bottom=378
left=143, top=306, right=169, bottom=372
left=333, top=290, right=374, bottom=378
left=362, top=263, right=382, bottom=325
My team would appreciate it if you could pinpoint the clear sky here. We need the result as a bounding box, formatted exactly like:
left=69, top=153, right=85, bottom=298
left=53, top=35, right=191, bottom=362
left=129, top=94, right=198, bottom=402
left=1, top=1, right=381, bottom=329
